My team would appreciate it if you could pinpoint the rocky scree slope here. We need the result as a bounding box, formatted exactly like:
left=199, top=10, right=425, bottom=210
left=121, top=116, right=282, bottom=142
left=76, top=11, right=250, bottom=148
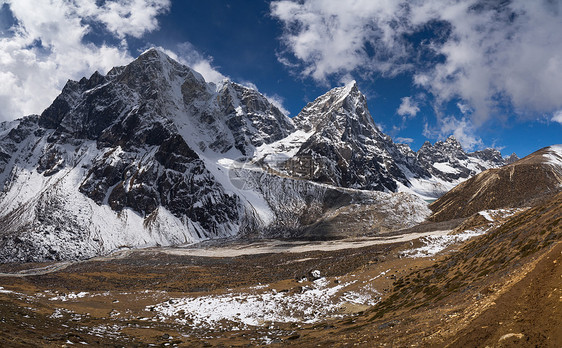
left=0, top=49, right=432, bottom=262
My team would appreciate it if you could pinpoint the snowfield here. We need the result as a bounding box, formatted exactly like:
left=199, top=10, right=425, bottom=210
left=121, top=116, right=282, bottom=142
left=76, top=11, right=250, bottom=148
left=147, top=275, right=381, bottom=329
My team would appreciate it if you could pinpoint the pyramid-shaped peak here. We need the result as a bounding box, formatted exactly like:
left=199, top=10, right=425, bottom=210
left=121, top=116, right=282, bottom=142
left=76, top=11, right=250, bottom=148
left=139, top=47, right=162, bottom=55
left=328, top=80, right=361, bottom=99
left=118, top=48, right=206, bottom=87
left=137, top=47, right=172, bottom=60
left=135, top=48, right=180, bottom=67
left=294, top=79, right=380, bottom=137
left=133, top=47, right=174, bottom=66
left=304, top=80, right=365, bottom=113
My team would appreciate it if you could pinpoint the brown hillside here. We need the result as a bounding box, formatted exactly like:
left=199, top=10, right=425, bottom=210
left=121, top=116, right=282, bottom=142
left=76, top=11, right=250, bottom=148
left=429, top=146, right=562, bottom=222
left=293, top=186, right=562, bottom=347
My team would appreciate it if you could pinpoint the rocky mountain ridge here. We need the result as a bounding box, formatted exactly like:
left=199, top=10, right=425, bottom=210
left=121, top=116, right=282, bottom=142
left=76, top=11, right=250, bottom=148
left=430, top=145, right=562, bottom=221
left=0, top=49, right=510, bottom=262
left=254, top=82, right=510, bottom=199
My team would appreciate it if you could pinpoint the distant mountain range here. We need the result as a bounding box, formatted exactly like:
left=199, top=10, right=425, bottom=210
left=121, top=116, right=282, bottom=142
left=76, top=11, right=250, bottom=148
left=0, top=49, right=518, bottom=262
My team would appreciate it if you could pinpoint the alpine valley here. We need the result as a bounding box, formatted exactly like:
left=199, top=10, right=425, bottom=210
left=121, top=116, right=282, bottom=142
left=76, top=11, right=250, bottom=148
left=1, top=50, right=561, bottom=347
left=0, top=49, right=513, bottom=262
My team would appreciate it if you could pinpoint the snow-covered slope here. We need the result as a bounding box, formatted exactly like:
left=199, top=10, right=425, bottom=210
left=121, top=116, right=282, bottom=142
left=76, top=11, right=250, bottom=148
left=400, top=137, right=507, bottom=199
left=544, top=145, right=562, bottom=169
left=0, top=49, right=433, bottom=262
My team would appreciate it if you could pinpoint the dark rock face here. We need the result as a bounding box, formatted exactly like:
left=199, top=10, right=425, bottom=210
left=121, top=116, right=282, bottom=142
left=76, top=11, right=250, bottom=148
left=37, top=144, right=66, bottom=177
left=54, top=52, right=249, bottom=236
left=504, top=153, right=520, bottom=164
left=0, top=116, right=40, bottom=179
left=217, top=82, right=295, bottom=156
left=0, top=49, right=262, bottom=261
left=417, top=137, right=467, bottom=165
left=290, top=82, right=413, bottom=192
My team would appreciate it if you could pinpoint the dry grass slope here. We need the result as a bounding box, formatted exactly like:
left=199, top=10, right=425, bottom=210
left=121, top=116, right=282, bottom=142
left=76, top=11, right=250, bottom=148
left=430, top=147, right=562, bottom=222
left=292, top=191, right=562, bottom=347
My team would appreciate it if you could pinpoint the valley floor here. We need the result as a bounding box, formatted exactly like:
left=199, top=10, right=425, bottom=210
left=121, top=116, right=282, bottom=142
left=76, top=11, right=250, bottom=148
left=0, top=210, right=560, bottom=347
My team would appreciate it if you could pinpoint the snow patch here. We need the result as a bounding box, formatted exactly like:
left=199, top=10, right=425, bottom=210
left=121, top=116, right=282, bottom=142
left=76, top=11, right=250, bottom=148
left=545, top=145, right=562, bottom=168
left=402, top=228, right=490, bottom=258
left=148, top=273, right=384, bottom=329
left=49, top=292, right=90, bottom=302
left=149, top=279, right=348, bottom=328
left=479, top=210, right=494, bottom=222
left=433, top=162, right=459, bottom=174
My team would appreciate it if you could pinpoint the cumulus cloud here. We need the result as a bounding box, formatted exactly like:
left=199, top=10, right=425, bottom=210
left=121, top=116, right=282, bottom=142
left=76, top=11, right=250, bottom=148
left=397, top=97, right=420, bottom=118
left=76, top=0, right=170, bottom=39
left=271, top=0, right=562, bottom=124
left=553, top=110, right=562, bottom=125
left=0, top=0, right=170, bottom=121
left=423, top=116, right=483, bottom=151
left=270, top=0, right=411, bottom=83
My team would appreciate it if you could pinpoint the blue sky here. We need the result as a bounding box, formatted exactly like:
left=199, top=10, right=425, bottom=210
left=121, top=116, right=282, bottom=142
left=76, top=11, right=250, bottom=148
left=0, top=1, right=561, bottom=157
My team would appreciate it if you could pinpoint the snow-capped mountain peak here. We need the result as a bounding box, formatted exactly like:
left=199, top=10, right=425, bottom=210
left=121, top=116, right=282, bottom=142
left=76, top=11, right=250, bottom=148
left=0, top=49, right=512, bottom=262
left=294, top=80, right=377, bottom=135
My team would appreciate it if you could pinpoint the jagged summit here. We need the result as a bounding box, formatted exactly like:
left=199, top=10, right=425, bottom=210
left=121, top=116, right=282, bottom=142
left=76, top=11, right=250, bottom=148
left=257, top=77, right=512, bottom=196
left=412, top=135, right=506, bottom=193
left=504, top=152, right=520, bottom=164
left=295, top=80, right=376, bottom=134
left=419, top=136, right=465, bottom=160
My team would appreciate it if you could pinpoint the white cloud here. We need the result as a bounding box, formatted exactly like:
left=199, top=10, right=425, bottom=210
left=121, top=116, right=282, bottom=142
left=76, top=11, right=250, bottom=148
left=270, top=0, right=411, bottom=83
left=457, top=102, right=471, bottom=115
left=423, top=116, right=483, bottom=151
left=553, top=110, right=562, bottom=125
left=0, top=0, right=170, bottom=121
left=397, top=97, right=420, bottom=118
left=76, top=0, right=170, bottom=39
left=395, top=137, right=414, bottom=144
left=272, top=0, right=562, bottom=124
left=411, top=1, right=562, bottom=124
